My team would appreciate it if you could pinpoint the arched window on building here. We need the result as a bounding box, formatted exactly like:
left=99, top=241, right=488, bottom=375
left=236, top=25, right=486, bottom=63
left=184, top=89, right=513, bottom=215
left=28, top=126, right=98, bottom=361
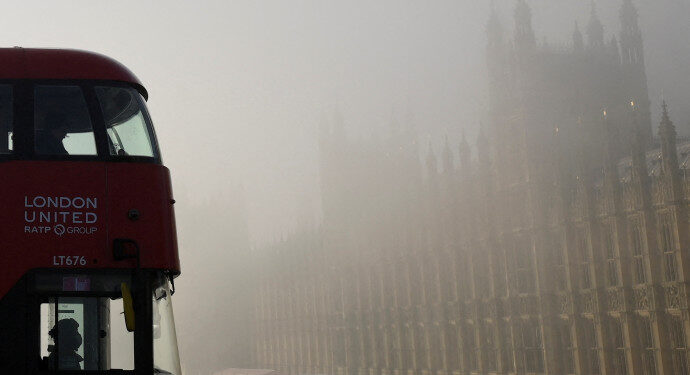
left=395, top=261, right=410, bottom=307
left=551, top=230, right=568, bottom=292
left=638, top=315, right=657, bottom=375
left=463, top=322, right=478, bottom=372
left=558, top=318, right=575, bottom=374
left=584, top=319, right=600, bottom=374
left=604, top=222, right=621, bottom=287
left=610, top=317, right=628, bottom=375
left=500, top=321, right=515, bottom=373
left=659, top=213, right=679, bottom=282
left=521, top=319, right=544, bottom=373
left=402, top=324, right=414, bottom=370
left=668, top=314, right=688, bottom=374
left=515, top=237, right=536, bottom=294
left=444, top=322, right=459, bottom=371
left=493, top=250, right=508, bottom=297
left=628, top=218, right=647, bottom=285
left=475, top=251, right=491, bottom=297
left=482, top=321, right=497, bottom=372
left=409, top=260, right=423, bottom=306
left=413, top=324, right=427, bottom=370
left=425, top=257, right=440, bottom=304
left=577, top=227, right=592, bottom=290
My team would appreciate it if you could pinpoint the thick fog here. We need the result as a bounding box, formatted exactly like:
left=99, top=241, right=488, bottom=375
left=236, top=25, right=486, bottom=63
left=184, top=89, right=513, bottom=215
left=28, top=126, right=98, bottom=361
left=4, top=0, right=690, bottom=374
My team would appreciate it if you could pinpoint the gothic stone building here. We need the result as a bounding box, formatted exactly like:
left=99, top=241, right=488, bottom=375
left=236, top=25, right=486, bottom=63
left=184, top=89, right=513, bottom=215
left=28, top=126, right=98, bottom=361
left=251, top=1, right=690, bottom=374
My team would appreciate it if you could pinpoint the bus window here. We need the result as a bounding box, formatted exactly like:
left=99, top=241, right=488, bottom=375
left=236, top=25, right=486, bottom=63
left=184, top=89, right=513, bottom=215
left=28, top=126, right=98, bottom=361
left=34, top=86, right=97, bottom=156
left=40, top=297, right=134, bottom=371
left=153, top=275, right=181, bottom=375
left=0, top=85, right=12, bottom=154
left=95, top=86, right=158, bottom=158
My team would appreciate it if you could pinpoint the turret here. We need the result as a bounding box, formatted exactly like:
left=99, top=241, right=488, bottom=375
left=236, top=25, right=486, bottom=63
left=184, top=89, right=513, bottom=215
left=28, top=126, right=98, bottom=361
left=487, top=5, right=503, bottom=54
left=659, top=101, right=679, bottom=173
left=609, top=35, right=621, bottom=64
left=619, top=0, right=652, bottom=143
left=659, top=101, right=683, bottom=200
left=426, top=141, right=438, bottom=182
left=620, top=0, right=643, bottom=64
left=487, top=6, right=507, bottom=114
left=442, top=135, right=454, bottom=175
left=586, top=2, right=605, bottom=48
left=459, top=130, right=471, bottom=176
left=573, top=22, right=584, bottom=53
left=514, top=0, right=536, bottom=52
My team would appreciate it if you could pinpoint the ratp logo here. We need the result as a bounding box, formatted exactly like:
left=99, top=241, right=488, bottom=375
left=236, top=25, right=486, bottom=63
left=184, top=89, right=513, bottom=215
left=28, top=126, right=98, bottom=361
left=53, top=224, right=65, bottom=236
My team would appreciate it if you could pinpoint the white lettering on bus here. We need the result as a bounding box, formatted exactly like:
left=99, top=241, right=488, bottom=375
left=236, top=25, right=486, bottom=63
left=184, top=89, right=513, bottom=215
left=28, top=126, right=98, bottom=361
left=24, top=196, right=98, bottom=209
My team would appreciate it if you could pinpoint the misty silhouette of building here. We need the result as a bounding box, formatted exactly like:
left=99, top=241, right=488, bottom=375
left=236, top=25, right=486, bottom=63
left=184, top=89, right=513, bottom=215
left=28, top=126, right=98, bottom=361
left=252, top=1, right=690, bottom=374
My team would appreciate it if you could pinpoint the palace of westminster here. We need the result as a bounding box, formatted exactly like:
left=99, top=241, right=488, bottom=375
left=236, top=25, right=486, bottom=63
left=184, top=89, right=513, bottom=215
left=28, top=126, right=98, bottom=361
left=249, top=1, right=690, bottom=374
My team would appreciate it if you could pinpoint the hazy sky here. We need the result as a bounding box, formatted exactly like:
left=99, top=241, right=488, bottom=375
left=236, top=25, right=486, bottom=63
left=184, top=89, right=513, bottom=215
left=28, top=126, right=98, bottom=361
left=4, top=1, right=688, bottom=372
left=3, top=1, right=686, bottom=246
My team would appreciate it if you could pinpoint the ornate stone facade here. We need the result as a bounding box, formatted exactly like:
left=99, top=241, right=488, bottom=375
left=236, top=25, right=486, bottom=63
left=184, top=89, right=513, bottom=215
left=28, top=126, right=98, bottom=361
left=251, top=1, right=690, bottom=374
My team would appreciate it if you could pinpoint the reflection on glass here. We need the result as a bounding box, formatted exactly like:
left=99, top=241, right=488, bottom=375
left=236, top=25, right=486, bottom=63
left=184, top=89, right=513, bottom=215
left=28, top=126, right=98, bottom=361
left=153, top=277, right=182, bottom=375
left=96, top=86, right=158, bottom=158
left=34, top=86, right=96, bottom=156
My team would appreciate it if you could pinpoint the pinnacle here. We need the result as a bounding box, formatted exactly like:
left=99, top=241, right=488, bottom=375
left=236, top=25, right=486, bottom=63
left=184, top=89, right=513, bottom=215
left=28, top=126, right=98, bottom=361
left=659, top=100, right=675, bottom=136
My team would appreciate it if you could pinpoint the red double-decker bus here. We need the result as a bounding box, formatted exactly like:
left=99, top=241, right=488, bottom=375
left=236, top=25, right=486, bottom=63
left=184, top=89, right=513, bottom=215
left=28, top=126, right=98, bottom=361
left=0, top=48, right=181, bottom=374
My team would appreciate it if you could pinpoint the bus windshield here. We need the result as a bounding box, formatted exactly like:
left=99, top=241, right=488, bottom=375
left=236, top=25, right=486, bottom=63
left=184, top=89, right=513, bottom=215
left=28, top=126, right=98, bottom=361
left=153, top=275, right=181, bottom=375
left=95, top=86, right=159, bottom=158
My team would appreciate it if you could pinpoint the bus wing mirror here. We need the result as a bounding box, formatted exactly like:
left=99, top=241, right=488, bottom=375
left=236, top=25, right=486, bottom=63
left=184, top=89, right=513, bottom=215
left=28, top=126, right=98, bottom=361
left=121, top=282, right=135, bottom=332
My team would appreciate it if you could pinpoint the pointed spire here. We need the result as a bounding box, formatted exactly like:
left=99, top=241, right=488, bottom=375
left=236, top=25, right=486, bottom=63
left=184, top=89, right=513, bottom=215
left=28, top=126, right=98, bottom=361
left=487, top=4, right=503, bottom=49
left=459, top=130, right=471, bottom=174
left=659, top=99, right=676, bottom=136
left=477, top=123, right=490, bottom=168
left=332, top=106, right=345, bottom=138
left=587, top=1, right=604, bottom=48
left=426, top=141, right=438, bottom=177
left=442, top=135, right=454, bottom=174
left=573, top=21, right=584, bottom=52
left=514, top=0, right=536, bottom=51
left=609, top=35, right=621, bottom=63
left=630, top=102, right=648, bottom=183
left=659, top=100, right=680, bottom=176
left=619, top=0, right=644, bottom=65
left=660, top=100, right=676, bottom=137
left=620, top=0, right=640, bottom=35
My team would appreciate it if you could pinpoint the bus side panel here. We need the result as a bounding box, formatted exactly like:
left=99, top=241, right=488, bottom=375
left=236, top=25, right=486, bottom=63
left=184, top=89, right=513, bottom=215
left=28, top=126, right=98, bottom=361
left=106, top=163, right=180, bottom=272
left=0, top=161, right=108, bottom=298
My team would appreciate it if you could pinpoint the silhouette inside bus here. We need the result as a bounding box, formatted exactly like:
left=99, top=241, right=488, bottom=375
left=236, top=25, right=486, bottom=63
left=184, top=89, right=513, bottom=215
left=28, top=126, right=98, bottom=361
left=44, top=318, right=84, bottom=370
left=35, top=116, right=69, bottom=155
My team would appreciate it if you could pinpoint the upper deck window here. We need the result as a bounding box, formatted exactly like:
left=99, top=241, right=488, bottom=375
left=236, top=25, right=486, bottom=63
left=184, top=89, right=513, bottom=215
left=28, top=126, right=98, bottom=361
left=0, top=85, right=12, bottom=154
left=34, top=86, right=97, bottom=156
left=95, top=86, right=158, bottom=158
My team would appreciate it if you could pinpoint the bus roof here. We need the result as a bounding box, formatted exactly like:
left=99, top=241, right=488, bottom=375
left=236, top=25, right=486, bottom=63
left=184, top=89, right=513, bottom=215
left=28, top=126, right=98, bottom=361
left=0, top=48, right=148, bottom=99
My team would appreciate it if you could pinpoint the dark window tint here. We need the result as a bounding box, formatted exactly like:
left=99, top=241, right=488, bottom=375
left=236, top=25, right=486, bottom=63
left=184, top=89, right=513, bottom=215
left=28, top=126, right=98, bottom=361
left=34, top=86, right=96, bottom=155
left=0, top=85, right=12, bottom=154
